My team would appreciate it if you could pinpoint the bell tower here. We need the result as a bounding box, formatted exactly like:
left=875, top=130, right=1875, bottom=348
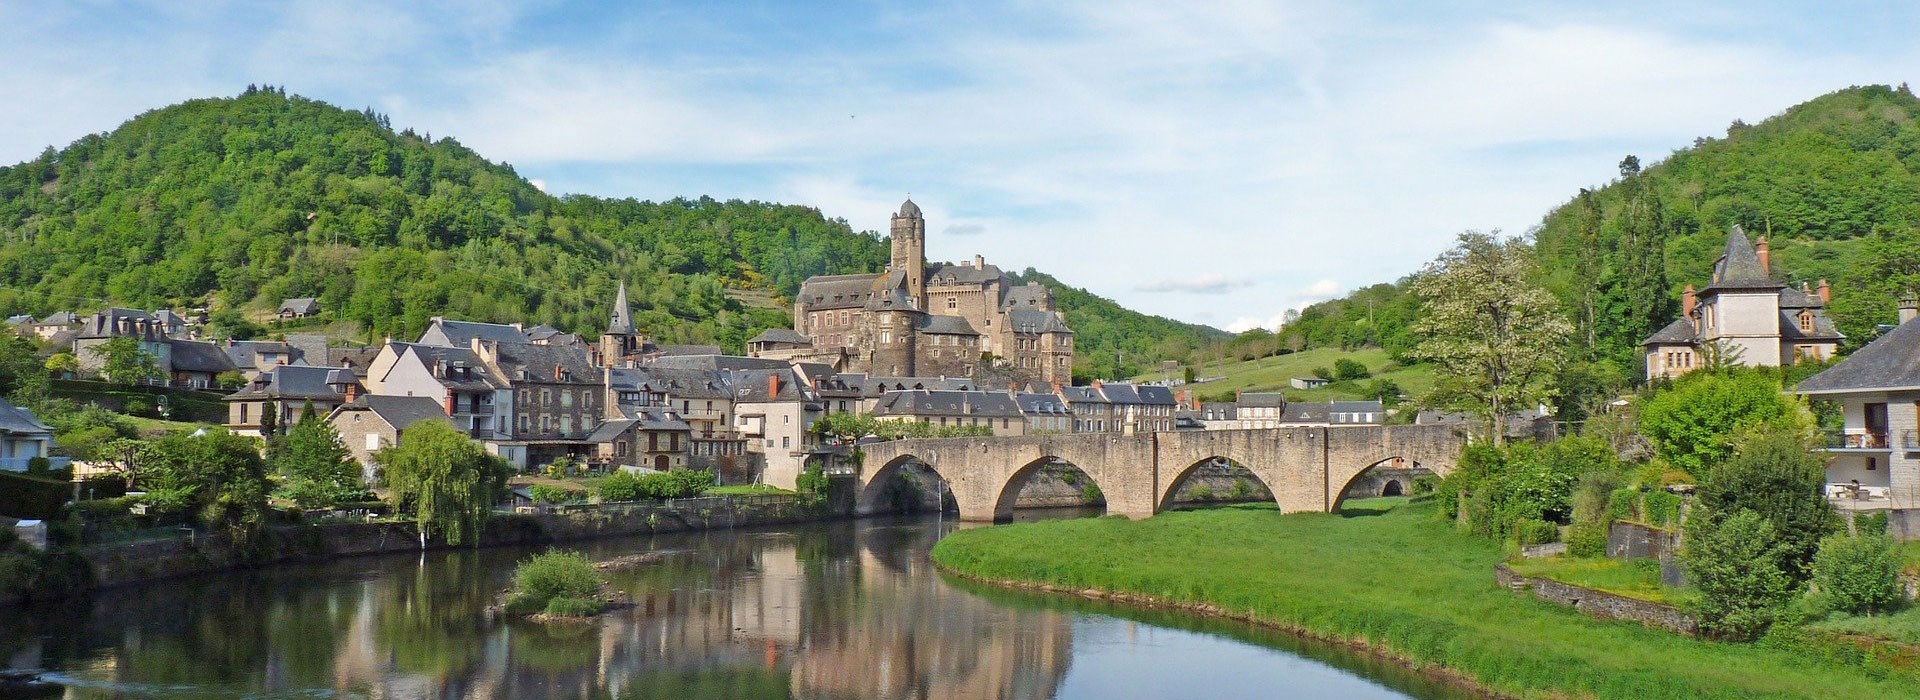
left=891, top=198, right=926, bottom=305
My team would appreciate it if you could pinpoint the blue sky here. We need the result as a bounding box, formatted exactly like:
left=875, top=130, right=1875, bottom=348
left=4, top=2, right=1918, bottom=331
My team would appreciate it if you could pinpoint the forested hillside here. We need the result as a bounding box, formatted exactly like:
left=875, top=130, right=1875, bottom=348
left=0, top=87, right=1208, bottom=364
left=1011, top=269, right=1228, bottom=380
left=1206, top=85, right=1920, bottom=392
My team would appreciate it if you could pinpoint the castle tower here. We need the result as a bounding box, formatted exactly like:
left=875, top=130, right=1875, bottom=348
left=891, top=198, right=927, bottom=307
left=601, top=281, right=637, bottom=364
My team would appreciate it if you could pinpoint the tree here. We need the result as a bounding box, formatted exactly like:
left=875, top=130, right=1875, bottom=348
left=1693, top=422, right=1834, bottom=582
left=1638, top=369, right=1795, bottom=474
left=280, top=416, right=367, bottom=509
left=1411, top=232, right=1572, bottom=445
left=1812, top=533, right=1901, bottom=616
left=259, top=402, right=279, bottom=438
left=378, top=421, right=509, bottom=546
left=136, top=431, right=271, bottom=550
left=1685, top=510, right=1794, bottom=641
left=43, top=352, right=78, bottom=377
left=87, top=337, right=164, bottom=386
left=1332, top=357, right=1371, bottom=380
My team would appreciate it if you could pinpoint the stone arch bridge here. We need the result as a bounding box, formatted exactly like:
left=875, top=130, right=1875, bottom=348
left=856, top=425, right=1466, bottom=521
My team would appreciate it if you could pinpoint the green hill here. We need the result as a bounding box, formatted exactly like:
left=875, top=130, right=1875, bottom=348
left=0, top=87, right=1207, bottom=364
left=1137, top=346, right=1433, bottom=403
left=1198, top=84, right=1920, bottom=402
left=1011, top=269, right=1228, bottom=381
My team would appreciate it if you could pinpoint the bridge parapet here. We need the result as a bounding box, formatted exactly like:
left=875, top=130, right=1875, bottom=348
left=853, top=425, right=1466, bottom=522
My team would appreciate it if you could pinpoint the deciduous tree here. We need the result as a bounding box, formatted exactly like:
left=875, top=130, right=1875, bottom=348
left=1411, top=232, right=1571, bottom=444
left=378, top=421, right=509, bottom=546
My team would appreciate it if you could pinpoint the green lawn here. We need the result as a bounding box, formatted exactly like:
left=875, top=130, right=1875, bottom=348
left=1507, top=556, right=1684, bottom=605
left=1813, top=607, right=1920, bottom=646
left=1135, top=347, right=1435, bottom=402
left=931, top=499, right=1915, bottom=699
left=126, top=416, right=218, bottom=437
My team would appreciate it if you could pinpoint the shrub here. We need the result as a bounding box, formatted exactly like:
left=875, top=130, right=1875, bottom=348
left=543, top=596, right=602, bottom=617
left=1812, top=533, right=1901, bottom=616
left=504, top=593, right=546, bottom=615
left=529, top=484, right=580, bottom=504
left=1513, top=518, right=1559, bottom=546
left=0, top=552, right=32, bottom=596
left=1854, top=510, right=1890, bottom=536
left=1080, top=482, right=1103, bottom=503
left=514, top=551, right=601, bottom=608
left=597, top=472, right=642, bottom=502
left=794, top=466, right=828, bottom=496
left=1686, top=510, right=1795, bottom=641
left=1639, top=369, right=1796, bottom=475
left=1333, top=358, right=1371, bottom=380
left=1606, top=489, right=1637, bottom=523
left=1410, top=475, right=1438, bottom=495
left=1566, top=523, right=1609, bottom=558
left=1642, top=491, right=1682, bottom=529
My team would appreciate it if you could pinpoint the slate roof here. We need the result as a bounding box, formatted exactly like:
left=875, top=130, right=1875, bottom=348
left=524, top=324, right=563, bottom=342
left=0, top=398, right=52, bottom=435
left=1281, top=402, right=1331, bottom=423
left=278, top=298, right=320, bottom=315
left=1237, top=392, right=1288, bottom=408
left=1137, top=385, right=1178, bottom=406
left=916, top=315, right=979, bottom=335
left=343, top=395, right=448, bottom=433
left=222, top=340, right=297, bottom=371
left=284, top=335, right=329, bottom=365
left=749, top=328, right=813, bottom=345
left=37, top=312, right=76, bottom=326
left=926, top=262, right=1005, bottom=286
left=1641, top=318, right=1699, bottom=346
left=1331, top=400, right=1385, bottom=415
left=1007, top=308, right=1071, bottom=334
left=328, top=345, right=382, bottom=375
left=1097, top=383, right=1142, bottom=404
left=1797, top=316, right=1920, bottom=393
left=168, top=339, right=238, bottom=374
left=857, top=376, right=978, bottom=397
left=797, top=274, right=883, bottom=311
left=5, top=315, right=33, bottom=326
left=229, top=364, right=356, bottom=400
left=608, top=282, right=635, bottom=336
left=586, top=418, right=638, bottom=443
left=612, top=366, right=735, bottom=400
left=873, top=389, right=1023, bottom=418
left=647, top=354, right=790, bottom=373
left=657, top=344, right=723, bottom=357
left=407, top=345, right=510, bottom=390
left=1778, top=310, right=1843, bottom=341
left=489, top=342, right=598, bottom=384
left=1058, top=385, right=1108, bottom=404
left=1703, top=226, right=1785, bottom=292
left=1198, top=402, right=1238, bottom=420
left=1003, top=283, right=1051, bottom=310
left=422, top=318, right=528, bottom=347
left=728, top=368, right=814, bottom=403
left=1015, top=392, right=1070, bottom=415
left=898, top=198, right=921, bottom=218
left=1780, top=286, right=1825, bottom=308
left=77, top=308, right=157, bottom=338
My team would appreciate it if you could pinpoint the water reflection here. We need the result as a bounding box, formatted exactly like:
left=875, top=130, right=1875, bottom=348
left=1, top=514, right=1468, bottom=699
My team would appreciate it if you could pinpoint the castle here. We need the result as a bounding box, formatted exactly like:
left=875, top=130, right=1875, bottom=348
left=1641, top=225, right=1841, bottom=379
left=760, top=199, right=1075, bottom=383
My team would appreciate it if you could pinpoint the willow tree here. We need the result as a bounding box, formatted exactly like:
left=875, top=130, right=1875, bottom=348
left=1412, top=232, right=1572, bottom=445
left=378, top=421, right=510, bottom=546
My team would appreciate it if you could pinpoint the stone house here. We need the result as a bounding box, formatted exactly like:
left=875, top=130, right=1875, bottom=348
left=73, top=309, right=172, bottom=381
left=1235, top=392, right=1289, bottom=429
left=167, top=339, right=237, bottom=388
left=604, top=365, right=747, bottom=471
left=731, top=368, right=823, bottom=490
left=1796, top=299, right=1920, bottom=538
left=367, top=342, right=512, bottom=440
left=1058, top=384, right=1113, bottom=433
left=277, top=297, right=320, bottom=319
left=30, top=312, right=78, bottom=341
left=587, top=407, right=693, bottom=471
left=1642, top=227, right=1841, bottom=379
left=418, top=317, right=529, bottom=349
left=225, top=365, right=362, bottom=437
left=872, top=389, right=1027, bottom=437
left=1015, top=392, right=1072, bottom=433
left=326, top=395, right=449, bottom=481
left=221, top=339, right=299, bottom=380
left=1279, top=401, right=1385, bottom=427
left=474, top=340, right=602, bottom=469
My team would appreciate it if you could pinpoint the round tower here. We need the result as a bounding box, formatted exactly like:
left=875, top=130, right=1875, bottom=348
left=891, top=198, right=927, bottom=305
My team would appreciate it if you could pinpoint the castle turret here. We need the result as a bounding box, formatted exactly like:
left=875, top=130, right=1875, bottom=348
left=601, top=281, right=637, bottom=364
left=891, top=198, right=926, bottom=306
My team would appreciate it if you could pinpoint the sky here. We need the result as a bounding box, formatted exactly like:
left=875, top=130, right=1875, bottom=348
left=2, top=2, right=1917, bottom=332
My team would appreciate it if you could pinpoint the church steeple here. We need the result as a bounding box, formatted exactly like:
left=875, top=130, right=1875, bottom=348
left=608, top=281, right=635, bottom=336
left=890, top=198, right=926, bottom=305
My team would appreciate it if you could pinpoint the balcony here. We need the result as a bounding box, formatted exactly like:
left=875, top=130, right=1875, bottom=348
left=1822, top=430, right=1890, bottom=451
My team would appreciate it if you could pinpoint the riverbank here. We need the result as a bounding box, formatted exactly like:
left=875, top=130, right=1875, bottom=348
left=930, top=498, right=1917, bottom=700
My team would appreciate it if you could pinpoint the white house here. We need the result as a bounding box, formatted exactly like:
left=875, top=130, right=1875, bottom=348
left=1796, top=298, right=1920, bottom=538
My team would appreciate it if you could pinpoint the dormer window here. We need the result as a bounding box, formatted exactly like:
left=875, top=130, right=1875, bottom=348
left=1798, top=310, right=1813, bottom=333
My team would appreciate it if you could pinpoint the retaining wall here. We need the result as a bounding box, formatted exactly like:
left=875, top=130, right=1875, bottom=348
left=1494, top=563, right=1698, bottom=637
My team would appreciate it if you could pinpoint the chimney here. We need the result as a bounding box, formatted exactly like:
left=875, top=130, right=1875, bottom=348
left=553, top=363, right=564, bottom=381
left=768, top=373, right=780, bottom=398
left=1090, top=379, right=1103, bottom=389
left=446, top=389, right=456, bottom=415
left=1756, top=235, right=1770, bottom=274
left=1681, top=284, right=1697, bottom=318
left=975, top=254, right=985, bottom=268
left=1817, top=279, right=1831, bottom=304
left=1901, top=296, right=1918, bottom=325
left=345, top=383, right=358, bottom=402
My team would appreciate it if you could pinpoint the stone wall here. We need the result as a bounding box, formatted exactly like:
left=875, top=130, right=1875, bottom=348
left=1494, top=563, right=1698, bottom=636
left=77, top=493, right=849, bottom=593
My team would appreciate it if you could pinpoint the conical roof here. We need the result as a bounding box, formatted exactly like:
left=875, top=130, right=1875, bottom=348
left=1705, top=225, right=1782, bottom=291
left=609, top=282, right=635, bottom=335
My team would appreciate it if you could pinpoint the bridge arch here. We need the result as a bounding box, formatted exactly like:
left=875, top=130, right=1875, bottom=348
left=1328, top=453, right=1453, bottom=513
left=856, top=453, right=964, bottom=517
left=990, top=455, right=1108, bottom=521
left=1157, top=454, right=1284, bottom=512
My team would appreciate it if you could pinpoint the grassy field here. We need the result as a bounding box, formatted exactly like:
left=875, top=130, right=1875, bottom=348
left=1135, top=347, right=1436, bottom=402
left=931, top=499, right=1916, bottom=699
left=1507, top=556, right=1682, bottom=605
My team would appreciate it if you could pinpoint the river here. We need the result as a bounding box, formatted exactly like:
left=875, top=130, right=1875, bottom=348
left=1, top=511, right=1482, bottom=699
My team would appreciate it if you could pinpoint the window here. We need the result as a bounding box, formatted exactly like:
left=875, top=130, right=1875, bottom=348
left=947, top=296, right=957, bottom=309
left=1868, top=457, right=1878, bottom=471
left=782, top=436, right=791, bottom=448
left=1799, top=311, right=1813, bottom=333
left=239, top=403, right=249, bottom=424
left=366, top=434, right=381, bottom=451
left=561, top=390, right=574, bottom=408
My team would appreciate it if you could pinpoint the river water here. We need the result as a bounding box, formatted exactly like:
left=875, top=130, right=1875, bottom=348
left=2, top=511, right=1482, bottom=699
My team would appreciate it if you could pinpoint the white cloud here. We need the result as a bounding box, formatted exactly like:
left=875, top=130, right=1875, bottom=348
left=1223, top=278, right=1343, bottom=333
left=1135, top=273, right=1250, bottom=294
